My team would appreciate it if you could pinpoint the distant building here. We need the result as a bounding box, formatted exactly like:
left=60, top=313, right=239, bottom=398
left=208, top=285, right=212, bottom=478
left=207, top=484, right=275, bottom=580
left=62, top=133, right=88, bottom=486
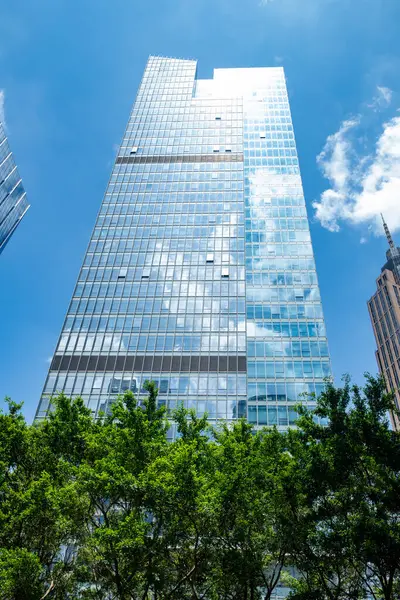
left=367, top=215, right=400, bottom=430
left=37, top=56, right=331, bottom=438
left=0, top=121, right=29, bottom=253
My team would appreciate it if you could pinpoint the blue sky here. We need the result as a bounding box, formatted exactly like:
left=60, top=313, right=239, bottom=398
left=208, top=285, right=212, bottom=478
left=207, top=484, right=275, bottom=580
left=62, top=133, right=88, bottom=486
left=1, top=0, right=400, bottom=421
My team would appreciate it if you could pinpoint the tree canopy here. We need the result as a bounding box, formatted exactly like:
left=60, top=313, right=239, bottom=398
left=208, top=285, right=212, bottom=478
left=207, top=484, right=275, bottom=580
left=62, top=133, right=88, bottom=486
left=0, top=376, right=399, bottom=599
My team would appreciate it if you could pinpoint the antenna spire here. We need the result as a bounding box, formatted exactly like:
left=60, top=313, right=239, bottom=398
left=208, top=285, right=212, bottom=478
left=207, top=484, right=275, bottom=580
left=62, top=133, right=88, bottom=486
left=381, top=213, right=395, bottom=250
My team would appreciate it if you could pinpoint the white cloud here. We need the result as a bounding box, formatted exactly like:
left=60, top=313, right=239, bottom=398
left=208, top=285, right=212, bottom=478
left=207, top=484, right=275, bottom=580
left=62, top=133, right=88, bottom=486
left=0, top=90, right=4, bottom=125
left=313, top=118, right=359, bottom=232
left=317, top=118, right=359, bottom=191
left=314, top=97, right=400, bottom=237
left=367, top=86, right=393, bottom=112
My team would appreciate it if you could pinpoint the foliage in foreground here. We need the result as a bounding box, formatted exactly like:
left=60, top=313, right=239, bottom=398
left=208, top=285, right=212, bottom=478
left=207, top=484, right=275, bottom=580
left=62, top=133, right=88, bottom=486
left=0, top=376, right=399, bottom=599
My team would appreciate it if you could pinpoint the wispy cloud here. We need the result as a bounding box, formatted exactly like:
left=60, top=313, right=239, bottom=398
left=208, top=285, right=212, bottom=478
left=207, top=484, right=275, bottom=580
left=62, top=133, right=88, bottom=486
left=314, top=87, right=400, bottom=236
left=367, top=85, right=393, bottom=112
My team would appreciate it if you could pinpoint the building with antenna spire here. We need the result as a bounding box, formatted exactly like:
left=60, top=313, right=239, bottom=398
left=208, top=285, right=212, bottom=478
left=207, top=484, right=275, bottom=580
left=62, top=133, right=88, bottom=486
left=367, top=215, right=400, bottom=430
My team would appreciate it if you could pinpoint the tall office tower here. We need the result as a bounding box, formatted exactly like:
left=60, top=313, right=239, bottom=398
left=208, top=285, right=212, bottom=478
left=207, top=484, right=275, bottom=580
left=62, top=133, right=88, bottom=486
left=368, top=215, right=400, bottom=430
left=37, top=57, right=331, bottom=435
left=0, top=121, right=29, bottom=253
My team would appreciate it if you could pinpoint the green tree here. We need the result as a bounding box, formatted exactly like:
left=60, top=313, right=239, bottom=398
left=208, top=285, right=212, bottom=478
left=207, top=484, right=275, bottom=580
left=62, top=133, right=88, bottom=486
left=70, top=381, right=170, bottom=599
left=205, top=420, right=296, bottom=600
left=0, top=396, right=91, bottom=599
left=288, top=375, right=400, bottom=600
left=1, top=374, right=399, bottom=599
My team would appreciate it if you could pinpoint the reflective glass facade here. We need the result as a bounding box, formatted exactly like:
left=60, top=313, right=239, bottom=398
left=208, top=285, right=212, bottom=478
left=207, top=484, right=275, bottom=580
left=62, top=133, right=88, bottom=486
left=37, top=57, right=330, bottom=435
left=0, top=121, right=29, bottom=253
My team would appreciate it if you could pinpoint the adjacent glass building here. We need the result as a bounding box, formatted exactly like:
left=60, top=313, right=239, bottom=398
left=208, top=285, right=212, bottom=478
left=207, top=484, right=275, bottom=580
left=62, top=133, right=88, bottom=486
left=0, top=121, right=29, bottom=253
left=37, top=57, right=331, bottom=435
left=368, top=215, right=400, bottom=430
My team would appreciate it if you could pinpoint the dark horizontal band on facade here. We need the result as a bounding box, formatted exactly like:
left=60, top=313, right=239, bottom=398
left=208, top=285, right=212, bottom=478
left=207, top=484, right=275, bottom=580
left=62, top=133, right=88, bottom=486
left=51, top=354, right=247, bottom=373
left=116, top=153, right=244, bottom=165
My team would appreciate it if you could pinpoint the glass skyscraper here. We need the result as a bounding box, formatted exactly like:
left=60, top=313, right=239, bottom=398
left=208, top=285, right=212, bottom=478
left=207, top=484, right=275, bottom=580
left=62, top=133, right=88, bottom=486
left=37, top=57, right=331, bottom=435
left=0, top=121, right=29, bottom=253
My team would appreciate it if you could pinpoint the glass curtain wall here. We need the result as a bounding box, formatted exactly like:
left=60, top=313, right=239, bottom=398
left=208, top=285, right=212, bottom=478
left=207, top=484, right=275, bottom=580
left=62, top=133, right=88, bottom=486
left=0, top=121, right=29, bottom=253
left=37, top=57, right=330, bottom=435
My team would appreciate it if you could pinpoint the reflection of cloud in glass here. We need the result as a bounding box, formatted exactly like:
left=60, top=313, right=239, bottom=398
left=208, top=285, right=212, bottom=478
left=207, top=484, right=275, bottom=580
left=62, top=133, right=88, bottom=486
left=144, top=211, right=245, bottom=352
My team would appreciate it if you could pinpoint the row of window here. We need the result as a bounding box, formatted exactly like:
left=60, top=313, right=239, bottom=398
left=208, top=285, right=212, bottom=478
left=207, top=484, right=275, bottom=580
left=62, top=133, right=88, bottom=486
left=246, top=257, right=316, bottom=271
left=91, top=237, right=244, bottom=254
left=76, top=279, right=246, bottom=298
left=92, top=225, right=245, bottom=240
left=245, top=199, right=306, bottom=212
left=247, top=321, right=326, bottom=338
left=82, top=265, right=246, bottom=281
left=247, top=272, right=317, bottom=286
left=68, top=304, right=322, bottom=320
left=247, top=359, right=330, bottom=380
left=127, top=114, right=244, bottom=127
left=45, top=372, right=248, bottom=396
left=247, top=303, right=323, bottom=320
left=64, top=314, right=247, bottom=333
left=107, top=181, right=244, bottom=192
left=246, top=218, right=309, bottom=230
left=244, top=242, right=314, bottom=258
left=58, top=335, right=329, bottom=358
left=247, top=287, right=320, bottom=303
left=127, top=112, right=243, bottom=124
left=44, top=369, right=326, bottom=402
left=124, top=139, right=295, bottom=152
left=100, top=203, right=243, bottom=217
left=72, top=296, right=245, bottom=319
left=77, top=269, right=246, bottom=287
left=70, top=297, right=244, bottom=315
left=122, top=145, right=243, bottom=156
left=73, top=282, right=247, bottom=302
left=126, top=129, right=243, bottom=139
left=97, top=214, right=244, bottom=228
left=103, top=191, right=243, bottom=204
left=58, top=332, right=247, bottom=353
left=84, top=252, right=245, bottom=268
left=131, top=107, right=242, bottom=119
left=245, top=120, right=293, bottom=131
left=113, top=161, right=243, bottom=173
left=247, top=339, right=329, bottom=358
left=84, top=254, right=321, bottom=271
left=245, top=138, right=295, bottom=148
left=110, top=171, right=243, bottom=183
left=246, top=231, right=310, bottom=243
left=91, top=237, right=241, bottom=251
left=119, top=141, right=294, bottom=158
